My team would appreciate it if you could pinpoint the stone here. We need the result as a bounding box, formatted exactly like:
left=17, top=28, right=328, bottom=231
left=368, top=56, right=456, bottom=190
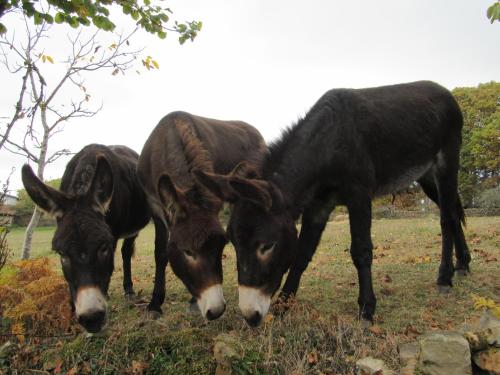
left=213, top=333, right=241, bottom=375
left=418, top=331, right=472, bottom=375
left=464, top=331, right=490, bottom=352
left=399, top=342, right=419, bottom=375
left=472, top=347, right=500, bottom=375
left=478, top=311, right=500, bottom=348
left=356, top=356, right=394, bottom=375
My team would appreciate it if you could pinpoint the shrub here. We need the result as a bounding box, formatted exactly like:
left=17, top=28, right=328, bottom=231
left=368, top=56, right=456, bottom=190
left=0, top=258, right=75, bottom=341
left=477, top=186, right=500, bottom=208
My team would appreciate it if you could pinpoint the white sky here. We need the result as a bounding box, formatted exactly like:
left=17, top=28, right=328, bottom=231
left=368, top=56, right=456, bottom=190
left=1, top=0, right=499, bottom=193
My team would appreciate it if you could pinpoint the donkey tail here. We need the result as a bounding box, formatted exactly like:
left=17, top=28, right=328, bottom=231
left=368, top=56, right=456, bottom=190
left=457, top=197, right=466, bottom=227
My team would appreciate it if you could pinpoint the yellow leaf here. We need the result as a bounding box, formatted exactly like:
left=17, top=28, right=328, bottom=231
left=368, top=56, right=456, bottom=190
left=42, top=55, right=46, bottom=63
left=152, top=60, right=159, bottom=69
left=109, top=43, right=117, bottom=50
left=46, top=55, right=54, bottom=64
left=263, top=313, right=274, bottom=324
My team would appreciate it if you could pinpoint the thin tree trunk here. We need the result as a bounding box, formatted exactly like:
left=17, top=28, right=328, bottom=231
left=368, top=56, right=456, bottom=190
left=20, top=104, right=49, bottom=259
left=21, top=206, right=41, bottom=259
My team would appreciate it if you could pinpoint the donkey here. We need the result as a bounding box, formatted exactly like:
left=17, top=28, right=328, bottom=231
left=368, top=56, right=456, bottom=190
left=137, top=111, right=266, bottom=320
left=21, top=144, right=151, bottom=333
left=195, top=81, right=471, bottom=327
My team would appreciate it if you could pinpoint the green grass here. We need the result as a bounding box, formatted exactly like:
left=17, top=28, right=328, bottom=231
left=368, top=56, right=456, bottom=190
left=1, top=216, right=499, bottom=374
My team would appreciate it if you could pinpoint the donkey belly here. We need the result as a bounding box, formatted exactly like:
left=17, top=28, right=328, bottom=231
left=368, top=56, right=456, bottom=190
left=374, top=161, right=433, bottom=197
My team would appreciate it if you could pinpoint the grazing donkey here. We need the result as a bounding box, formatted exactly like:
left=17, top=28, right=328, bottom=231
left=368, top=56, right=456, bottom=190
left=22, top=144, right=151, bottom=333
left=137, top=111, right=266, bottom=320
left=195, top=81, right=471, bottom=327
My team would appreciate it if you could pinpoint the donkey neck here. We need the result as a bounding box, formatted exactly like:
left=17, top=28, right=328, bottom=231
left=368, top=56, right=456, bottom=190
left=264, top=114, right=332, bottom=216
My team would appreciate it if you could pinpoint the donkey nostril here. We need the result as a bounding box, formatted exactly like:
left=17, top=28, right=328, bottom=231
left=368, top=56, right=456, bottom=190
left=206, top=303, right=226, bottom=321
left=78, top=310, right=106, bottom=333
left=244, top=311, right=262, bottom=327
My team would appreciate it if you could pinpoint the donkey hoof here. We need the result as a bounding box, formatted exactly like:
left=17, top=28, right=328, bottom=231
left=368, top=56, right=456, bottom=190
left=146, top=309, right=162, bottom=320
left=360, top=319, right=373, bottom=329
left=124, top=291, right=136, bottom=301
left=455, top=269, right=468, bottom=277
left=438, top=285, right=452, bottom=294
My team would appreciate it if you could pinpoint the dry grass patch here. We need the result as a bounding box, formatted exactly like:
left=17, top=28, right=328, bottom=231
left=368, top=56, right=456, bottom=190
left=0, top=216, right=498, bottom=373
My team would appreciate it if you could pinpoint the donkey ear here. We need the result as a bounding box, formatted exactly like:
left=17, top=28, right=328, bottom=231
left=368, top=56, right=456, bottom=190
left=21, top=164, right=67, bottom=218
left=229, top=178, right=272, bottom=211
left=88, top=155, right=114, bottom=214
left=229, top=161, right=259, bottom=179
left=157, top=174, right=189, bottom=215
left=192, top=169, right=238, bottom=202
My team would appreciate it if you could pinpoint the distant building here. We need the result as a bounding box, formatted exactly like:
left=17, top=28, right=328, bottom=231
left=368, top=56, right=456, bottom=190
left=2, top=194, right=18, bottom=207
left=1, top=194, right=18, bottom=226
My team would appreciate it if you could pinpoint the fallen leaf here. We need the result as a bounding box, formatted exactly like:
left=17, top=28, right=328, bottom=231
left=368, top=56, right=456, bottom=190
left=131, top=360, right=148, bottom=375
left=263, top=313, right=274, bottom=324
left=369, top=325, right=385, bottom=335
left=307, top=351, right=318, bottom=365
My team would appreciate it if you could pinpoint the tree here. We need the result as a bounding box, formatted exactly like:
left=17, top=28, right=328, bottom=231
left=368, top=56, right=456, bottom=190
left=0, top=18, right=146, bottom=259
left=487, top=1, right=500, bottom=23
left=452, top=82, right=500, bottom=206
left=16, top=178, right=60, bottom=217
left=0, top=0, right=202, bottom=42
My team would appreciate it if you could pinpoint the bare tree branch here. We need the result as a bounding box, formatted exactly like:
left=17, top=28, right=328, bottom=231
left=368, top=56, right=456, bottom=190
left=0, top=64, right=30, bottom=150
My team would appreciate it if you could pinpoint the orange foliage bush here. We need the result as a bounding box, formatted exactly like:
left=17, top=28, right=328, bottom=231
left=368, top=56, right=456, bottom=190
left=0, top=258, right=76, bottom=340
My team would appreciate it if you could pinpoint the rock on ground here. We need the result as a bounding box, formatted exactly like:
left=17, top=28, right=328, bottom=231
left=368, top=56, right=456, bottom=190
left=356, top=356, right=394, bottom=375
left=418, top=331, right=472, bottom=375
left=473, top=347, right=500, bottom=375
left=399, top=342, right=420, bottom=375
left=213, top=333, right=241, bottom=375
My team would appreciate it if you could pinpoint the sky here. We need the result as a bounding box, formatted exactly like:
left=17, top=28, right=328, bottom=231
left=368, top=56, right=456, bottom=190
left=0, top=0, right=499, bottom=193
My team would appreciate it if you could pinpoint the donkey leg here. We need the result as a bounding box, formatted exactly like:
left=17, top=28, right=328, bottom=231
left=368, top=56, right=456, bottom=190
left=121, top=236, right=136, bottom=298
left=148, top=216, right=169, bottom=315
left=346, top=192, right=376, bottom=324
left=434, top=159, right=463, bottom=292
left=419, top=173, right=470, bottom=276
left=279, top=198, right=335, bottom=301
left=452, top=197, right=471, bottom=276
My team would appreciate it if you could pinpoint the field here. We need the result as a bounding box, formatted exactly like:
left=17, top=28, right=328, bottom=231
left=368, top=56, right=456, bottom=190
left=1, top=216, right=499, bottom=374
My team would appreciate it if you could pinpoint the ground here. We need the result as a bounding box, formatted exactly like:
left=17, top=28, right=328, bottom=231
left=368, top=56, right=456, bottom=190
left=1, top=216, right=499, bottom=374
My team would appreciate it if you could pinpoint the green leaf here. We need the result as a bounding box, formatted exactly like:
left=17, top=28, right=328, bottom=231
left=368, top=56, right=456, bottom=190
left=34, top=12, right=43, bottom=25
left=55, top=12, right=65, bottom=24
left=69, top=16, right=80, bottom=28
left=43, top=14, right=54, bottom=24
left=0, top=23, right=7, bottom=34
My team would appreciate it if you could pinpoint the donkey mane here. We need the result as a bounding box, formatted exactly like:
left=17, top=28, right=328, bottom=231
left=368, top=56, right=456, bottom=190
left=264, top=93, right=337, bottom=182
left=175, top=118, right=214, bottom=175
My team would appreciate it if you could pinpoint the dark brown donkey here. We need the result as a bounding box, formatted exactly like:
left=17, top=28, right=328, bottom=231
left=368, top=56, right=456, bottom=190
left=195, top=81, right=471, bottom=327
left=22, top=144, right=151, bottom=333
left=138, top=111, right=265, bottom=320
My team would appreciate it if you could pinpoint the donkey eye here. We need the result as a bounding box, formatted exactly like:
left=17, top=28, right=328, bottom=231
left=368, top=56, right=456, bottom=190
left=260, top=242, right=276, bottom=253
left=183, top=249, right=195, bottom=258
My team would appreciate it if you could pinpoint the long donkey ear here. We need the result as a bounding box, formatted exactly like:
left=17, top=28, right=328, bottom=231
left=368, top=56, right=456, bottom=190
left=157, top=174, right=189, bottom=219
left=192, top=161, right=253, bottom=202
left=192, top=170, right=239, bottom=202
left=21, top=164, right=68, bottom=218
left=88, top=155, right=114, bottom=214
left=229, top=177, right=272, bottom=211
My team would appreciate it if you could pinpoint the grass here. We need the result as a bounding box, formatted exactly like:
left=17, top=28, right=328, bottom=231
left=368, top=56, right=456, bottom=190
left=1, top=216, right=499, bottom=374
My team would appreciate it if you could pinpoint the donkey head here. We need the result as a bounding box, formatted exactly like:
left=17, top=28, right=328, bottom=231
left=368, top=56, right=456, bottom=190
left=157, top=174, right=228, bottom=320
left=21, top=155, right=115, bottom=333
left=194, top=166, right=298, bottom=327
